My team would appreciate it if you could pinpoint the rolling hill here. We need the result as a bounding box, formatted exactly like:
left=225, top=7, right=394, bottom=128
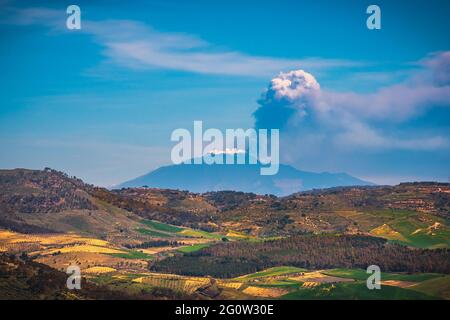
left=2, top=168, right=448, bottom=246
left=0, top=168, right=449, bottom=300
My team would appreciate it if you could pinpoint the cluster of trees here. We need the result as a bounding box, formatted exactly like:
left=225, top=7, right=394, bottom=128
left=152, top=235, right=450, bottom=278
left=0, top=216, right=56, bottom=234
left=289, top=183, right=450, bottom=216
left=125, top=240, right=184, bottom=249
left=0, top=169, right=97, bottom=214
left=203, top=191, right=260, bottom=211
left=1, top=193, right=95, bottom=214
left=90, top=187, right=215, bottom=231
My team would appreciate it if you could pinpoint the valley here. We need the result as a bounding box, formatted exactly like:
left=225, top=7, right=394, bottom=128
left=0, top=168, right=449, bottom=300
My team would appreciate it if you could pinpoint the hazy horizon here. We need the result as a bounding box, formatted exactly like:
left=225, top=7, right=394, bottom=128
left=1, top=0, right=449, bottom=187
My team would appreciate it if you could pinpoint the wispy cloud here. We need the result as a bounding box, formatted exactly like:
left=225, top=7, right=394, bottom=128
left=3, top=6, right=361, bottom=77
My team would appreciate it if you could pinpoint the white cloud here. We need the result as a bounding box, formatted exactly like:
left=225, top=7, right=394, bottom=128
left=3, top=6, right=361, bottom=77
left=254, top=54, right=450, bottom=152
left=267, top=70, right=320, bottom=100
left=420, top=51, right=450, bottom=86
left=254, top=69, right=321, bottom=128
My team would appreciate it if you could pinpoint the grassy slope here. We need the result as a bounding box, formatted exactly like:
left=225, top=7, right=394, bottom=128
left=236, top=266, right=307, bottom=280
left=141, top=220, right=184, bottom=233
left=137, top=219, right=227, bottom=240
left=281, top=282, right=438, bottom=300
left=110, top=249, right=153, bottom=260
left=177, top=244, right=210, bottom=253
left=136, top=227, right=176, bottom=238
left=409, top=275, right=450, bottom=300
left=223, top=266, right=447, bottom=300
left=322, top=268, right=443, bottom=282
left=342, top=209, right=450, bottom=248
left=388, top=218, right=450, bottom=248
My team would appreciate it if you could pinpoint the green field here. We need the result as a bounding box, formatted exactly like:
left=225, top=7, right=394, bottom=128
left=177, top=244, right=210, bottom=253
left=281, top=282, right=438, bottom=300
left=236, top=266, right=307, bottom=280
left=89, top=264, right=450, bottom=299
left=322, top=268, right=443, bottom=282
left=136, top=227, right=176, bottom=238
left=141, top=220, right=184, bottom=233
left=179, top=228, right=225, bottom=239
left=389, top=219, right=450, bottom=248
left=138, top=220, right=227, bottom=241
left=409, top=275, right=450, bottom=300
left=226, top=267, right=449, bottom=299
left=110, top=250, right=153, bottom=260
left=365, top=210, right=450, bottom=248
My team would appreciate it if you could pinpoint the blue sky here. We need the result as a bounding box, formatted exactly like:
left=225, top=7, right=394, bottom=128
left=0, top=0, right=449, bottom=186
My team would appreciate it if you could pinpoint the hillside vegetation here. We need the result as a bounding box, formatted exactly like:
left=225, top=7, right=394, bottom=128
left=0, top=168, right=449, bottom=300
left=152, top=235, right=450, bottom=278
left=1, top=169, right=448, bottom=248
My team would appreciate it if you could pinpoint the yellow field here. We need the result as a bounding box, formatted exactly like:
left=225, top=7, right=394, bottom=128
left=288, top=271, right=353, bottom=284
left=178, top=238, right=214, bottom=245
left=242, top=286, right=288, bottom=298
left=0, top=229, right=148, bottom=273
left=139, top=247, right=177, bottom=254
left=36, top=251, right=139, bottom=272
left=381, top=280, right=416, bottom=288
left=0, top=230, right=112, bottom=250
left=0, top=230, right=17, bottom=239
left=84, top=266, right=117, bottom=274
left=0, top=230, right=120, bottom=254
left=302, top=282, right=321, bottom=288
left=41, top=245, right=125, bottom=255
left=370, top=224, right=408, bottom=242
left=225, top=230, right=257, bottom=240
left=216, top=280, right=244, bottom=290
left=134, top=273, right=211, bottom=293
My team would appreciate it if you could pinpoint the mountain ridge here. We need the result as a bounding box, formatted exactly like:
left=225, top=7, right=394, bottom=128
left=116, top=162, right=374, bottom=196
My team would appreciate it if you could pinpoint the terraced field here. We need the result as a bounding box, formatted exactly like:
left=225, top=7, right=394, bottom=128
left=133, top=273, right=211, bottom=293
left=1, top=227, right=448, bottom=299
left=217, top=267, right=449, bottom=300
left=0, top=219, right=230, bottom=275
left=281, top=282, right=437, bottom=300
left=235, top=266, right=307, bottom=280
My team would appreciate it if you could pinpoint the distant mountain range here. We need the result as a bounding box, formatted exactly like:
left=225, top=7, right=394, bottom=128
left=117, top=162, right=374, bottom=196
